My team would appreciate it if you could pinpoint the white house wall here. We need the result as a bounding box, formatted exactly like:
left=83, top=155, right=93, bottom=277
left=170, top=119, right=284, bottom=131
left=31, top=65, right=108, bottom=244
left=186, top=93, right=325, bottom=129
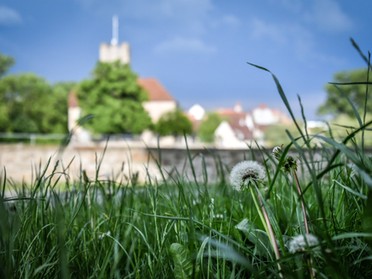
left=143, top=101, right=177, bottom=123
left=252, top=107, right=279, bottom=125
left=214, top=121, right=247, bottom=148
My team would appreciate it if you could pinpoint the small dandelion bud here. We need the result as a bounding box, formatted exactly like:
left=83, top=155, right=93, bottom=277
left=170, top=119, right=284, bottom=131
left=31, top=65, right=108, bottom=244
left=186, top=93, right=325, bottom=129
left=230, top=160, right=266, bottom=191
left=287, top=233, right=319, bottom=254
left=272, top=145, right=283, bottom=161
left=283, top=155, right=298, bottom=172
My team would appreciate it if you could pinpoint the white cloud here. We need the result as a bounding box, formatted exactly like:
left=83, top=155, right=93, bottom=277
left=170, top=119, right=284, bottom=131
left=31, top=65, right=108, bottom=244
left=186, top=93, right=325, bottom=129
left=157, top=0, right=213, bottom=19
left=274, top=0, right=304, bottom=13
left=250, top=18, right=288, bottom=44
left=108, top=0, right=214, bottom=22
left=274, top=0, right=353, bottom=33
left=154, top=37, right=217, bottom=54
left=220, top=15, right=240, bottom=27
left=0, top=6, right=22, bottom=25
left=208, top=14, right=240, bottom=30
left=248, top=17, right=344, bottom=66
left=308, top=0, right=354, bottom=32
left=76, top=0, right=216, bottom=35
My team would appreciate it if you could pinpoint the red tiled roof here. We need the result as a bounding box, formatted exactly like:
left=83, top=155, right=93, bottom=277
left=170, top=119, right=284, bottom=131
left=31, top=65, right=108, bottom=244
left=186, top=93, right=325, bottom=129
left=138, top=78, right=174, bottom=101
left=230, top=123, right=253, bottom=140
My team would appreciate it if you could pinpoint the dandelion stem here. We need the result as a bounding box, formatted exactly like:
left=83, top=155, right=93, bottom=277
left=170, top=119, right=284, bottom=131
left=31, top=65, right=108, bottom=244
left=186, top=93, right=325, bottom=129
left=250, top=184, right=282, bottom=277
left=292, top=170, right=310, bottom=234
left=292, top=170, right=315, bottom=278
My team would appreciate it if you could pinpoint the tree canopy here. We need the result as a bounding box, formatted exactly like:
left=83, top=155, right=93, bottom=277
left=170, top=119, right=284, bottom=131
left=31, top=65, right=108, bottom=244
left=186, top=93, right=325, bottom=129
left=0, top=53, right=70, bottom=134
left=318, top=68, right=371, bottom=117
left=197, top=113, right=223, bottom=143
left=0, top=74, right=71, bottom=133
left=0, top=53, right=14, bottom=77
left=77, top=61, right=151, bottom=134
left=154, top=109, right=192, bottom=137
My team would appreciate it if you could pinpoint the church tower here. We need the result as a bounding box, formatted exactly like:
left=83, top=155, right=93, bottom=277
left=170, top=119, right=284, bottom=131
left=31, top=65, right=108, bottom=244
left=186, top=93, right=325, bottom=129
left=99, top=15, right=131, bottom=64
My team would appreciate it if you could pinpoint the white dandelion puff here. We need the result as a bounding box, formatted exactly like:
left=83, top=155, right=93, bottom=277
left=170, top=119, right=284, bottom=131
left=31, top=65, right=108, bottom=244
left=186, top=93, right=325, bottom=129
left=288, top=233, right=319, bottom=253
left=230, top=160, right=266, bottom=191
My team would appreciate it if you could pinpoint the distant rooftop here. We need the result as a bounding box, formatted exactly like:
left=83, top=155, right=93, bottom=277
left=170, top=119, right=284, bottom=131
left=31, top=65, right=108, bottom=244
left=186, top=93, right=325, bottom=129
left=138, top=78, right=174, bottom=102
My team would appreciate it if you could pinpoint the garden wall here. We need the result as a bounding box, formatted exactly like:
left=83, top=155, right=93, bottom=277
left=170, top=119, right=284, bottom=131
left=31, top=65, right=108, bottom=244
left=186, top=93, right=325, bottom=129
left=0, top=143, right=262, bottom=184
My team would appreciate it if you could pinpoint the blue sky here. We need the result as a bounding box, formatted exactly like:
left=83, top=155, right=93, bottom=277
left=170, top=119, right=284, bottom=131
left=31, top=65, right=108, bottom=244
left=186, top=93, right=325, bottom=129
left=1, top=0, right=371, bottom=119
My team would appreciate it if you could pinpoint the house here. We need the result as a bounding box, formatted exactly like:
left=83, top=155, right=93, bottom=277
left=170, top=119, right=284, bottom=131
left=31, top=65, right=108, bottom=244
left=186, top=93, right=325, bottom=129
left=214, top=104, right=257, bottom=148
left=252, top=104, right=291, bottom=126
left=187, top=104, right=205, bottom=121
left=67, top=77, right=177, bottom=142
left=213, top=103, right=290, bottom=148
left=67, top=91, right=91, bottom=143
left=68, top=16, right=177, bottom=144
left=139, top=78, right=177, bottom=123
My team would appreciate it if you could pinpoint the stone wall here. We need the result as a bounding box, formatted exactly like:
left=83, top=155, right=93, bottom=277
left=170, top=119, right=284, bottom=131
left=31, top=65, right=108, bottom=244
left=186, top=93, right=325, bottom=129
left=0, top=142, right=152, bottom=184
left=2, top=142, right=370, bottom=188
left=0, top=142, right=265, bottom=184
left=147, top=147, right=267, bottom=184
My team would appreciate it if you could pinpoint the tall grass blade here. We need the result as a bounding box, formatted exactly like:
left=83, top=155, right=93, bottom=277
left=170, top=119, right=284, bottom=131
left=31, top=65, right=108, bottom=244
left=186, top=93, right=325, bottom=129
left=247, top=62, right=305, bottom=141
left=350, top=38, right=372, bottom=70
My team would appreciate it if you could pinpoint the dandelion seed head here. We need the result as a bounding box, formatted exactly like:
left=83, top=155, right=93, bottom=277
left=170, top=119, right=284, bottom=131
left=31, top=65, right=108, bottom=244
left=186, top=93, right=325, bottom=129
left=272, top=145, right=283, bottom=160
left=288, top=233, right=319, bottom=253
left=230, top=160, right=266, bottom=191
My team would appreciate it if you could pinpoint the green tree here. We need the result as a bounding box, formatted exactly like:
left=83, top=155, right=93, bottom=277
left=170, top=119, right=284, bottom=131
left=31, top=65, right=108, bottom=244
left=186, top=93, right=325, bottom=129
left=0, top=53, right=14, bottom=130
left=0, top=74, right=68, bottom=133
left=77, top=61, right=151, bottom=134
left=154, top=109, right=192, bottom=137
left=318, top=68, right=371, bottom=117
left=0, top=53, right=14, bottom=77
left=197, top=113, right=223, bottom=143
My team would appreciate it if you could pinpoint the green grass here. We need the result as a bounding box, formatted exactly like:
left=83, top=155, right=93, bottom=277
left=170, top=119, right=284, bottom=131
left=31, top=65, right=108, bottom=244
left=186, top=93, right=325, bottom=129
left=1, top=144, right=371, bottom=278
left=1, top=40, right=372, bottom=278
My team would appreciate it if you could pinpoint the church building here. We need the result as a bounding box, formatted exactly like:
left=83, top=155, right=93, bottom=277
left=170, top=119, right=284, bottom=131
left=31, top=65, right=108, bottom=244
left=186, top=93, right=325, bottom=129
left=68, top=16, right=177, bottom=140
